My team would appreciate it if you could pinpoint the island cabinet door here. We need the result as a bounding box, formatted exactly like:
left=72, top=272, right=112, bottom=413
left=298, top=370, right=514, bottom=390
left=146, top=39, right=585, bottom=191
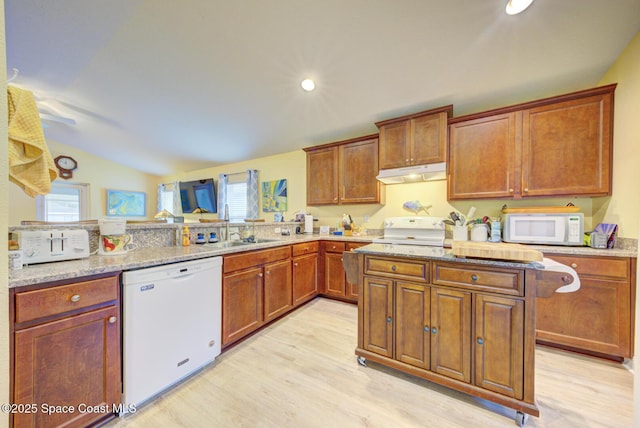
left=395, top=282, right=430, bottom=369
left=474, top=294, right=524, bottom=399
left=222, top=267, right=264, bottom=346
left=363, top=276, right=394, bottom=358
left=430, top=287, right=471, bottom=382
left=264, top=259, right=293, bottom=323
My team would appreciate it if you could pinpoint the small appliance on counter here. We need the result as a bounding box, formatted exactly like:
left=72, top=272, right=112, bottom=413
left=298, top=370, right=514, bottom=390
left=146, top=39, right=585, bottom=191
left=15, top=229, right=90, bottom=264
left=98, top=218, right=132, bottom=255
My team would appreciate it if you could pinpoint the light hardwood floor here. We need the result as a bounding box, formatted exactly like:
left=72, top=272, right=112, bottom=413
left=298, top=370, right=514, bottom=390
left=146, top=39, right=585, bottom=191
left=107, top=298, right=633, bottom=428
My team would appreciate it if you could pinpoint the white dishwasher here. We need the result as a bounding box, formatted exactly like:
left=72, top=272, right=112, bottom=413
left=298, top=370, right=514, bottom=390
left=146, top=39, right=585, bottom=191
left=122, top=256, right=222, bottom=410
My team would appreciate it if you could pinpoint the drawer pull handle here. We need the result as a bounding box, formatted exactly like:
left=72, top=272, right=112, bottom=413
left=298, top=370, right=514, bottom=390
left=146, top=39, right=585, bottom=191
left=571, top=263, right=578, bottom=268
left=431, top=327, right=437, bottom=334
left=477, top=337, right=484, bottom=345
left=391, top=265, right=397, bottom=272
left=386, top=316, right=392, bottom=323
left=471, top=274, right=478, bottom=281
left=108, top=316, right=117, bottom=324
left=70, top=294, right=81, bottom=303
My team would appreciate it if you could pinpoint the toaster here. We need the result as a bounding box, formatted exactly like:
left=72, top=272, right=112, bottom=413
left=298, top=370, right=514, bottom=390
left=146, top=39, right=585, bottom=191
left=16, top=229, right=91, bottom=265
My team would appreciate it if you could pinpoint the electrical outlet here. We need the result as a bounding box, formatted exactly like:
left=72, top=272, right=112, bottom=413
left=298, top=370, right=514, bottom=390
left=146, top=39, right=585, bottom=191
left=274, top=227, right=281, bottom=234
left=364, top=215, right=370, bottom=222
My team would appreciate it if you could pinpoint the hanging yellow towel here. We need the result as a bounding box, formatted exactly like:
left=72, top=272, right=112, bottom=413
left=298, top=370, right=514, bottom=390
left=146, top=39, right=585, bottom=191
left=7, top=85, right=57, bottom=197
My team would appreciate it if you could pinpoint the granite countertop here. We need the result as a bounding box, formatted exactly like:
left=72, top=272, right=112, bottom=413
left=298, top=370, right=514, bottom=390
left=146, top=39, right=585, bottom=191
left=8, top=234, right=636, bottom=288
left=8, top=234, right=372, bottom=288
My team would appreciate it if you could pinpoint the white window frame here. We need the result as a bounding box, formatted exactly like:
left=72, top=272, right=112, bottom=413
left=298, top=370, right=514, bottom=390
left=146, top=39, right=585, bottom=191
left=36, top=182, right=91, bottom=222
left=225, top=173, right=248, bottom=222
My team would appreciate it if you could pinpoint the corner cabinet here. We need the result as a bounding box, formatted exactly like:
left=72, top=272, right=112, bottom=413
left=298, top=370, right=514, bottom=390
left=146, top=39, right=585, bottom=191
left=448, top=84, right=615, bottom=200
left=11, top=274, right=121, bottom=428
left=305, top=135, right=384, bottom=205
left=322, top=241, right=366, bottom=302
left=353, top=254, right=542, bottom=425
left=376, top=105, right=453, bottom=169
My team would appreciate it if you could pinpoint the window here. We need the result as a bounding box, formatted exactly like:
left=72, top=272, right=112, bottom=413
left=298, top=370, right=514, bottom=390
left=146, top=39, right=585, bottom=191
left=36, top=182, right=90, bottom=222
left=225, top=173, right=248, bottom=222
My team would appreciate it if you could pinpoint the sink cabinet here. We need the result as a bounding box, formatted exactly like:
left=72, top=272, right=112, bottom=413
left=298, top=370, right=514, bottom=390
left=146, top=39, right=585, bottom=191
left=355, top=255, right=538, bottom=420
left=11, top=274, right=121, bottom=428
left=376, top=105, right=452, bottom=169
left=305, top=135, right=383, bottom=205
left=222, top=246, right=292, bottom=347
left=536, top=254, right=635, bottom=359
left=448, top=84, right=616, bottom=200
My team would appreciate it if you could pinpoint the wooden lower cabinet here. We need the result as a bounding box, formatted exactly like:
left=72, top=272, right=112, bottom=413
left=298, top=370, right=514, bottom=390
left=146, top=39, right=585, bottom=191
left=11, top=274, right=121, bottom=428
left=264, top=259, right=293, bottom=322
left=292, top=253, right=318, bottom=306
left=223, top=267, right=264, bottom=346
left=323, top=241, right=366, bottom=302
left=356, top=256, right=538, bottom=422
left=536, top=254, right=635, bottom=359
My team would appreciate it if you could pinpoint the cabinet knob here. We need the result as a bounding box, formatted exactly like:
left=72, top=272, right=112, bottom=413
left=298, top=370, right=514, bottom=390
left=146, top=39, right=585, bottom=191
left=431, top=327, right=437, bottom=334
left=523, top=188, right=529, bottom=192
left=294, top=262, right=299, bottom=267
left=571, top=263, right=578, bottom=268
left=70, top=294, right=81, bottom=303
left=265, top=270, right=270, bottom=275
left=477, top=337, right=484, bottom=345
left=423, top=326, right=430, bottom=332
left=509, top=188, right=514, bottom=193
left=386, top=316, right=393, bottom=323
left=405, top=159, right=410, bottom=163
left=108, top=316, right=117, bottom=324
left=333, top=197, right=338, bottom=201
left=391, top=265, right=397, bottom=272
left=471, top=274, right=478, bottom=281
left=258, top=272, right=264, bottom=277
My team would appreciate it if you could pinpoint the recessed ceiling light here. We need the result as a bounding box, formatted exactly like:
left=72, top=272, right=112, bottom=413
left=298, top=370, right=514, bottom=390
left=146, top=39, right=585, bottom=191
left=301, top=78, right=316, bottom=92
left=505, top=0, right=534, bottom=15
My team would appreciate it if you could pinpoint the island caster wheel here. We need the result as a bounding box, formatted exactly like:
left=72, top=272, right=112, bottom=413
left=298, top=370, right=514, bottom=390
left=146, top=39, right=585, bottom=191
left=515, top=411, right=528, bottom=427
left=357, top=356, right=367, bottom=367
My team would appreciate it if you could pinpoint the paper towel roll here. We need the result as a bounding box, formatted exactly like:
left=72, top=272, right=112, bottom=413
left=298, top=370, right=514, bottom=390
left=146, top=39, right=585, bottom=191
left=541, top=257, right=580, bottom=293
left=304, top=215, right=313, bottom=234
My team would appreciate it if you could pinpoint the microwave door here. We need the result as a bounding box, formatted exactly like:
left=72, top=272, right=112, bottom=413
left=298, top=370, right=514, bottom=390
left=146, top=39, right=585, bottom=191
left=512, top=216, right=565, bottom=243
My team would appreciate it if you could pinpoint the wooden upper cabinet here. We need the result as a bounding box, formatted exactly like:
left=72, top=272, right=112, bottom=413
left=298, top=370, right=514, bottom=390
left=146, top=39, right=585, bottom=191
left=306, top=146, right=339, bottom=205
left=448, top=84, right=616, bottom=200
left=522, top=93, right=613, bottom=197
left=305, top=135, right=383, bottom=205
left=377, top=105, right=453, bottom=170
left=448, top=112, right=518, bottom=199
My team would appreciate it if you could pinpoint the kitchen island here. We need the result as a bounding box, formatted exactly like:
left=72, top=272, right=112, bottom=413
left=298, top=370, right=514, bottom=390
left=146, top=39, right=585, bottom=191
left=343, top=243, right=576, bottom=426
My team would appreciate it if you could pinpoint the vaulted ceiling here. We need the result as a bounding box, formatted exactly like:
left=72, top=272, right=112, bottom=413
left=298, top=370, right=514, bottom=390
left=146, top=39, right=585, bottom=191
left=6, top=0, right=640, bottom=175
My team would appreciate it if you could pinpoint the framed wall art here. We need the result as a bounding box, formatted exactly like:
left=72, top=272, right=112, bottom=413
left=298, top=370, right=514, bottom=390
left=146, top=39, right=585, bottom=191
left=262, top=179, right=287, bottom=212
left=107, top=189, right=146, bottom=217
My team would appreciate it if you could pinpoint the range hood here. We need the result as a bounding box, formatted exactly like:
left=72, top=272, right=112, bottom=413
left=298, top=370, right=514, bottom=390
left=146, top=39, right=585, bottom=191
left=376, top=162, right=446, bottom=184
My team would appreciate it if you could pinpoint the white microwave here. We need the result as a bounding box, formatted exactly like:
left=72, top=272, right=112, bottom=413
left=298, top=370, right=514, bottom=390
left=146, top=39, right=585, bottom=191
left=502, top=213, right=584, bottom=246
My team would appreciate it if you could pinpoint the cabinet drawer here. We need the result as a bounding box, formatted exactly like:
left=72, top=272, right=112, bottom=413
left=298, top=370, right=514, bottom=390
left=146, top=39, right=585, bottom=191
left=544, top=254, right=629, bottom=281
left=364, top=256, right=429, bottom=282
left=292, top=241, right=319, bottom=257
left=15, top=276, right=119, bottom=324
left=224, top=246, right=291, bottom=273
left=325, top=242, right=346, bottom=253
left=346, top=242, right=367, bottom=251
left=433, top=263, right=523, bottom=296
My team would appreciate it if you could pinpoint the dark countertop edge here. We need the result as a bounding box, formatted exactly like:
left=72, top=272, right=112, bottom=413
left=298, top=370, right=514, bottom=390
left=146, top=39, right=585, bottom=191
left=9, top=235, right=636, bottom=288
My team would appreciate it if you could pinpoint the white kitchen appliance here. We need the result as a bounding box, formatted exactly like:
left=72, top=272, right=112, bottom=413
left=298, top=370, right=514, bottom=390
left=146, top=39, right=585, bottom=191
left=503, top=213, right=584, bottom=246
left=15, top=229, right=90, bottom=264
left=122, top=257, right=222, bottom=411
left=373, top=216, right=446, bottom=246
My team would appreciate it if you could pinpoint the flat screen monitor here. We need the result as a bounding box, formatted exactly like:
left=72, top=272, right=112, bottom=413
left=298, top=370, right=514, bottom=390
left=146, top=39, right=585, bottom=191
left=179, top=179, right=217, bottom=214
